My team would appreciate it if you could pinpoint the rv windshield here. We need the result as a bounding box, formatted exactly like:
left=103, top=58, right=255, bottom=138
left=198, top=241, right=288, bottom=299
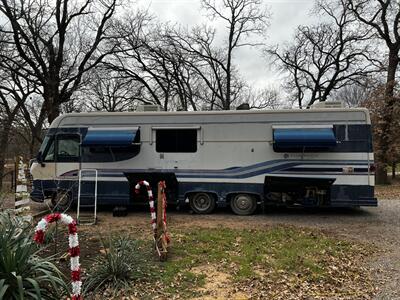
left=38, top=135, right=50, bottom=154
left=38, top=135, right=55, bottom=162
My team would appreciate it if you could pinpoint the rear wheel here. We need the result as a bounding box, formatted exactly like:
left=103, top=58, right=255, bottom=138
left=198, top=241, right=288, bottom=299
left=189, top=192, right=216, bottom=214
left=230, top=194, right=257, bottom=215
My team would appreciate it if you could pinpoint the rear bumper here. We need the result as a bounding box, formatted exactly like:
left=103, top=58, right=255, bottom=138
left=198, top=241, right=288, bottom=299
left=330, top=197, right=377, bottom=207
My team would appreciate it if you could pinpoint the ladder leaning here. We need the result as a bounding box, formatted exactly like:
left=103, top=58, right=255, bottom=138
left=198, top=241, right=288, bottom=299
left=77, top=169, right=98, bottom=225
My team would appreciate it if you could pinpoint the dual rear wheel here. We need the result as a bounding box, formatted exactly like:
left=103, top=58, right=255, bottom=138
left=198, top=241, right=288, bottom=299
left=189, top=192, right=257, bottom=216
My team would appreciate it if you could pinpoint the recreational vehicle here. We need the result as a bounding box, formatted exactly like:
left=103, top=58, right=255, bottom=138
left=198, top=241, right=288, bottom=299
left=30, top=106, right=377, bottom=215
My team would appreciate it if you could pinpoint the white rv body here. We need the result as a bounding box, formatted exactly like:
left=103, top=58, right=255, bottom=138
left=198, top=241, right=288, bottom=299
left=30, top=108, right=376, bottom=214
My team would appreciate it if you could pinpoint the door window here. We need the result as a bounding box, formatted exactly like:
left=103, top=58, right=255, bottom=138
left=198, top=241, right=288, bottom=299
left=56, top=134, right=80, bottom=162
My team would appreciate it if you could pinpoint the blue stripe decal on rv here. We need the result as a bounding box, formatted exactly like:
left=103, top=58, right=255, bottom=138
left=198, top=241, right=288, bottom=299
left=60, top=159, right=371, bottom=179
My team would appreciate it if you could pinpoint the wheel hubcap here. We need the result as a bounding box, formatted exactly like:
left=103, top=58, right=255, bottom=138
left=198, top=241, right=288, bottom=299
left=193, top=194, right=211, bottom=211
left=237, top=197, right=250, bottom=209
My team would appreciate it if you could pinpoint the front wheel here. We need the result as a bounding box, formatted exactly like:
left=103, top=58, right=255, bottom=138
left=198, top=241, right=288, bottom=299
left=230, top=194, right=257, bottom=216
left=189, top=193, right=216, bottom=214
left=51, top=191, right=74, bottom=212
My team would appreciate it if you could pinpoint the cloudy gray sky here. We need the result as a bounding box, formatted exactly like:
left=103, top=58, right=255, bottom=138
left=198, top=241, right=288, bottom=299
left=137, top=0, right=318, bottom=90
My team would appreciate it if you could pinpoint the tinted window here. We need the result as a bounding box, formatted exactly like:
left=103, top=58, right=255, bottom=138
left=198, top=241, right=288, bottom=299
left=56, top=135, right=80, bottom=162
left=156, top=129, right=197, bottom=153
left=41, top=136, right=55, bottom=162
left=82, top=145, right=140, bottom=162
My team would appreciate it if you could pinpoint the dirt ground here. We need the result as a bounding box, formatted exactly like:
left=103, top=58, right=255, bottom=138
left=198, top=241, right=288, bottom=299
left=27, top=199, right=400, bottom=299
left=2, top=188, right=400, bottom=299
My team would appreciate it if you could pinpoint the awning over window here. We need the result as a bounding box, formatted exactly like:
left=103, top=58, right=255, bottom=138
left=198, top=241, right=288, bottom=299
left=82, top=127, right=140, bottom=147
left=273, top=127, right=336, bottom=150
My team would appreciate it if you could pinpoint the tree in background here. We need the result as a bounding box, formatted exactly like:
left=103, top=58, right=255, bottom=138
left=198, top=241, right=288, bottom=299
left=267, top=0, right=379, bottom=108
left=332, top=78, right=377, bottom=107
left=347, top=0, right=400, bottom=183
left=363, top=84, right=400, bottom=181
left=0, top=66, right=36, bottom=192
left=0, top=0, right=118, bottom=123
left=167, top=0, right=269, bottom=110
left=85, top=69, right=138, bottom=112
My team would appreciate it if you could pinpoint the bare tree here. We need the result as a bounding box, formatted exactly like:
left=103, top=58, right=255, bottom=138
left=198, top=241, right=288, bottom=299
left=347, top=0, right=399, bottom=97
left=165, top=0, right=268, bottom=110
left=0, top=65, right=36, bottom=191
left=246, top=86, right=283, bottom=109
left=346, top=0, right=400, bottom=183
left=201, top=0, right=269, bottom=109
left=0, top=0, right=118, bottom=123
left=332, top=79, right=377, bottom=107
left=84, top=69, right=137, bottom=112
left=267, top=0, right=378, bottom=108
left=109, top=16, right=204, bottom=111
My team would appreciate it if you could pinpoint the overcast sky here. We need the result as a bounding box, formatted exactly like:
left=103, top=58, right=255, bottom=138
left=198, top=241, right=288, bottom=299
left=137, top=0, right=318, bottom=90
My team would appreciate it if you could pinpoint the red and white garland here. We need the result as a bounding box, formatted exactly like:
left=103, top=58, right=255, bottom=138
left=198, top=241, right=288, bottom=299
left=33, top=213, right=82, bottom=300
left=135, top=180, right=156, bottom=234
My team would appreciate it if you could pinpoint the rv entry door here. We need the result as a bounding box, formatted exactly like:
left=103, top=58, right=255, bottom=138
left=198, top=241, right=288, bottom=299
left=54, top=133, right=81, bottom=180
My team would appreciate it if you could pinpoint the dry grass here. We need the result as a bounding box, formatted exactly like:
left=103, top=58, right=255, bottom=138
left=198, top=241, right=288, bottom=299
left=375, top=178, right=400, bottom=200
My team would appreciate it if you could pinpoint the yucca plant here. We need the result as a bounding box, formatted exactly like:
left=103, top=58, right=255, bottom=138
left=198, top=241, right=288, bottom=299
left=0, top=211, right=68, bottom=299
left=84, top=235, right=154, bottom=294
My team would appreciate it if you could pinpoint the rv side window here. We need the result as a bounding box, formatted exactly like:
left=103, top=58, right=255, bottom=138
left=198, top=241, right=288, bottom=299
left=56, top=134, right=80, bottom=162
left=156, top=129, right=197, bottom=153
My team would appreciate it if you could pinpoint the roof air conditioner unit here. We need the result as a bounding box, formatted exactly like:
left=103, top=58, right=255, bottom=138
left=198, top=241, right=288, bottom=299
left=136, top=105, right=162, bottom=112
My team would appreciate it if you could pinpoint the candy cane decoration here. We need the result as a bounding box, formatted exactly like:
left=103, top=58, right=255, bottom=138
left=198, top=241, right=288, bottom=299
left=33, top=213, right=82, bottom=300
left=135, top=180, right=156, bottom=235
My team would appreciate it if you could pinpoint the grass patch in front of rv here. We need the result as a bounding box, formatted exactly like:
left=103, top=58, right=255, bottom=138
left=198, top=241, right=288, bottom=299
left=87, top=226, right=374, bottom=299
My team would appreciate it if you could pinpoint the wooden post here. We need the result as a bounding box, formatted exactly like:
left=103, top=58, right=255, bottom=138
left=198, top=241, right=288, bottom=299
left=156, top=181, right=168, bottom=261
left=156, top=182, right=164, bottom=238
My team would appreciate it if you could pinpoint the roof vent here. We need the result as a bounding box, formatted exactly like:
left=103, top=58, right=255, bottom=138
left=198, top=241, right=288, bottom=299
left=311, top=101, right=344, bottom=109
left=136, top=105, right=162, bottom=112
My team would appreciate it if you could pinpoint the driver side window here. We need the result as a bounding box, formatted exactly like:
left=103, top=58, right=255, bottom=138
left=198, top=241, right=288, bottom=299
left=56, top=134, right=80, bottom=162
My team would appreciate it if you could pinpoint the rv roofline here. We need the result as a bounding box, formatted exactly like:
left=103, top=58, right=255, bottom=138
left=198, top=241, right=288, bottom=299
left=50, top=108, right=371, bottom=128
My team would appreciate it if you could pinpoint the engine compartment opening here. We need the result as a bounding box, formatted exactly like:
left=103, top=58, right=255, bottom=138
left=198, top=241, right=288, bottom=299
left=264, top=176, right=336, bottom=207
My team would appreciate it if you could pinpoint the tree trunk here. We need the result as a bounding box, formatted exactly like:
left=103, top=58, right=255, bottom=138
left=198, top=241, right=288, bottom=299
left=47, top=101, right=60, bottom=124
left=386, top=50, right=399, bottom=98
left=0, top=121, right=12, bottom=193
left=376, top=163, right=388, bottom=185
left=375, top=50, right=399, bottom=184
left=45, top=83, right=61, bottom=124
left=392, top=161, right=396, bottom=180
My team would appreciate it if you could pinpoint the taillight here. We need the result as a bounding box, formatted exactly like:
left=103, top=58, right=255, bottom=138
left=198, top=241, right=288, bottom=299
left=369, top=163, right=376, bottom=173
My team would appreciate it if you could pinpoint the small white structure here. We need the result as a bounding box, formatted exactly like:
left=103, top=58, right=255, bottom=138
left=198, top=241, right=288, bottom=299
left=15, top=157, right=32, bottom=221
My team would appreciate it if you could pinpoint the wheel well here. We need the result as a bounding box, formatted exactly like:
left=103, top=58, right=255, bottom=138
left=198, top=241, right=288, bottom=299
left=226, top=192, right=261, bottom=203
left=53, top=189, right=73, bottom=201
left=185, top=191, right=218, bottom=201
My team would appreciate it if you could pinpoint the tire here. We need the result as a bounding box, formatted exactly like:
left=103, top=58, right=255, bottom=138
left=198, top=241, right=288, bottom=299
left=51, top=191, right=73, bottom=212
left=189, top=192, right=216, bottom=214
left=230, top=194, right=257, bottom=216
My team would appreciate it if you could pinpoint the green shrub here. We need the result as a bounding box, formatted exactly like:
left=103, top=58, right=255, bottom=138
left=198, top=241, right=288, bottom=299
left=84, top=235, right=155, bottom=294
left=0, top=211, right=68, bottom=299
